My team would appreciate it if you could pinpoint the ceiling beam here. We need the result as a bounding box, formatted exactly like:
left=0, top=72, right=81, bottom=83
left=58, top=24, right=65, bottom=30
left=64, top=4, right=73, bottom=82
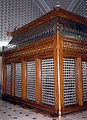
left=33, top=0, right=51, bottom=14
left=67, top=0, right=83, bottom=12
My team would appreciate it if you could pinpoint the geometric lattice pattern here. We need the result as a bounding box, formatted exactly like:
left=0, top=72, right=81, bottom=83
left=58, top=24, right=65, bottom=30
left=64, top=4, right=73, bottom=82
left=26, top=61, right=36, bottom=101
left=41, top=58, right=55, bottom=106
left=6, top=64, right=11, bottom=95
left=75, top=0, right=87, bottom=17
left=1, top=0, right=87, bottom=51
left=82, top=61, right=87, bottom=102
left=14, top=63, right=22, bottom=98
left=63, top=58, right=77, bottom=106
left=0, top=0, right=43, bottom=51
left=0, top=0, right=73, bottom=51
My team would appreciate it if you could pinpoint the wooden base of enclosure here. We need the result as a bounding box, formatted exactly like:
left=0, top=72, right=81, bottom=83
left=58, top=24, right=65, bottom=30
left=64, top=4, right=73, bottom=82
left=1, top=95, right=87, bottom=117
left=1, top=95, right=58, bottom=118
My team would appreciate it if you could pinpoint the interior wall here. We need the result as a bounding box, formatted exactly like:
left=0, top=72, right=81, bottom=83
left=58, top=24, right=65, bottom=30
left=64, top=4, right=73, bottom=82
left=0, top=57, right=2, bottom=97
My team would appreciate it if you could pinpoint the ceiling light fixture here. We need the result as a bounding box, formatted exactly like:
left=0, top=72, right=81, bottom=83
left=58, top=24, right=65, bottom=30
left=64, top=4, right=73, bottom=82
left=56, top=2, right=60, bottom=7
left=0, top=41, right=9, bottom=47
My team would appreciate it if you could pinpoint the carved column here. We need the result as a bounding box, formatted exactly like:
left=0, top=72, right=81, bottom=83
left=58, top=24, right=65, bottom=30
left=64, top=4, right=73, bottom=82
left=54, top=23, right=64, bottom=114
left=11, top=62, right=15, bottom=96
left=35, top=58, right=41, bottom=104
left=76, top=57, right=83, bottom=106
left=22, top=60, right=27, bottom=100
left=2, top=47, right=6, bottom=95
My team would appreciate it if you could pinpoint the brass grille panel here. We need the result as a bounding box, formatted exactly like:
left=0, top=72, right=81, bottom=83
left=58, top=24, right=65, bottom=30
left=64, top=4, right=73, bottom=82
left=26, top=61, right=35, bottom=101
left=82, top=61, right=87, bottom=102
left=15, top=63, right=22, bottom=98
left=6, top=64, right=11, bottom=95
left=41, top=58, right=55, bottom=106
left=63, top=58, right=77, bottom=106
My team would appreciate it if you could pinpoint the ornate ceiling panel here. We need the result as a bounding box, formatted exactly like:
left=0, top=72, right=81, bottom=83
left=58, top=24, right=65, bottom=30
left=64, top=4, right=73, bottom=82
left=45, top=0, right=73, bottom=10
left=0, top=0, right=43, bottom=51
left=0, top=0, right=87, bottom=51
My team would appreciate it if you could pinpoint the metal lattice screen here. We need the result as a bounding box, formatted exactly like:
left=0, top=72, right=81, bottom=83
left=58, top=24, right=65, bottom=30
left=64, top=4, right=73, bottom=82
left=14, top=63, right=22, bottom=98
left=82, top=61, right=87, bottom=102
left=63, top=58, right=77, bottom=106
left=6, top=64, right=11, bottom=95
left=26, top=61, right=35, bottom=101
left=41, top=58, right=55, bottom=106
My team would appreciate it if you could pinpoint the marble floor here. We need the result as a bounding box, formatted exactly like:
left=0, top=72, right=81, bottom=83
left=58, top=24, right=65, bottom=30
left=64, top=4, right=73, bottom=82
left=0, top=99, right=87, bottom=120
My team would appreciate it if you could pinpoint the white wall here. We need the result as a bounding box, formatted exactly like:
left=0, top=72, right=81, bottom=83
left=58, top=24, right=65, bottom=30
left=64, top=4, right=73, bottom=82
left=0, top=57, right=2, bottom=81
left=0, top=57, right=2, bottom=96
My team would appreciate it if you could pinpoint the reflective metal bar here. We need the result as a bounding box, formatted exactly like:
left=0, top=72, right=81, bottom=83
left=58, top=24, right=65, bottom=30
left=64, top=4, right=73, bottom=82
left=41, top=58, right=55, bottom=106
left=63, top=58, right=77, bottom=106
left=26, top=61, right=35, bottom=101
left=6, top=64, right=11, bottom=95
left=82, top=61, right=87, bottom=102
left=15, top=63, right=22, bottom=98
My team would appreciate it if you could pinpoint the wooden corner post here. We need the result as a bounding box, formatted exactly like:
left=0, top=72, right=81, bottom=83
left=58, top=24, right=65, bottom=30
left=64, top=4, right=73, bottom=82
left=35, top=58, right=42, bottom=104
left=22, top=60, right=27, bottom=100
left=11, top=62, right=15, bottom=96
left=2, top=64, right=6, bottom=95
left=54, top=23, right=64, bottom=115
left=1, top=46, right=6, bottom=95
left=76, top=57, right=83, bottom=106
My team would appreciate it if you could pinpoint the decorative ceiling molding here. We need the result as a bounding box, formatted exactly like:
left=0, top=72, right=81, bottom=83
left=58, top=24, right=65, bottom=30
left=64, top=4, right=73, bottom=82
left=67, top=0, right=83, bottom=12
left=74, top=0, right=84, bottom=13
left=33, top=0, right=51, bottom=14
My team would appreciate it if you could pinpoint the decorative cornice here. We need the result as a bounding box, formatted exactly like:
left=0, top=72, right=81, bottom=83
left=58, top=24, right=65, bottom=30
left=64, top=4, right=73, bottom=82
left=4, top=36, right=87, bottom=61
left=63, top=37, right=87, bottom=53
left=4, top=36, right=54, bottom=60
